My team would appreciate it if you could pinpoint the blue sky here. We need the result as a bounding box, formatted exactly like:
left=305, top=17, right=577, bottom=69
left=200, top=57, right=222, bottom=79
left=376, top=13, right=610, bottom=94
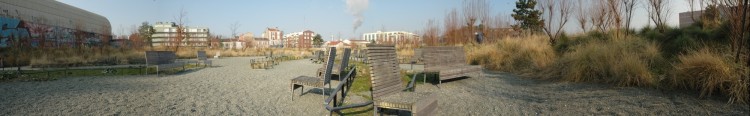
left=58, top=0, right=689, bottom=41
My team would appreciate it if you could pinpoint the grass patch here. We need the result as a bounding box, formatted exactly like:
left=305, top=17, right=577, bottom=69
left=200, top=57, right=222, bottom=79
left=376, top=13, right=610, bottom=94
left=551, top=35, right=663, bottom=87
left=0, top=67, right=147, bottom=82
left=672, top=48, right=749, bottom=104
left=466, top=35, right=557, bottom=74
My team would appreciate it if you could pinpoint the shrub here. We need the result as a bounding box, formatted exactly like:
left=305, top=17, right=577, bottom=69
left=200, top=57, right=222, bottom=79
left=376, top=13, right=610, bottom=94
left=672, top=48, right=748, bottom=104
left=552, top=36, right=663, bottom=87
left=466, top=35, right=557, bottom=73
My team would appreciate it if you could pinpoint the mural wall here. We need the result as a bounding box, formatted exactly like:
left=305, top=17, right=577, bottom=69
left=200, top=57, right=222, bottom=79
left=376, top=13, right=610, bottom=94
left=0, top=17, right=109, bottom=48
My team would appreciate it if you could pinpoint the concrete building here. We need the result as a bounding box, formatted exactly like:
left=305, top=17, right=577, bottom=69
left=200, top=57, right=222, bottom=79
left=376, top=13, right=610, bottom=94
left=150, top=22, right=210, bottom=47
left=283, top=30, right=315, bottom=48
left=0, top=0, right=111, bottom=48
left=362, top=31, right=420, bottom=44
left=262, top=27, right=283, bottom=48
left=679, top=11, right=704, bottom=28
left=220, top=38, right=244, bottom=49
left=253, top=37, right=270, bottom=48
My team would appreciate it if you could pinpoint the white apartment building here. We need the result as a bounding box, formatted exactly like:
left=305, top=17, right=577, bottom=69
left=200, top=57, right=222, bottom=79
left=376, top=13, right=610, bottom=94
left=151, top=22, right=210, bottom=47
left=261, top=27, right=283, bottom=48
left=362, top=31, right=420, bottom=44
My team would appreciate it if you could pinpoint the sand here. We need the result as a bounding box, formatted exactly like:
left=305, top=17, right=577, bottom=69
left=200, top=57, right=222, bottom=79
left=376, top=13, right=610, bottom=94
left=1, top=57, right=748, bottom=115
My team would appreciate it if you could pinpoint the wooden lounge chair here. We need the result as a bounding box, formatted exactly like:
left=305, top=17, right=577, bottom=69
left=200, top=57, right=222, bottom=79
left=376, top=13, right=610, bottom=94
left=367, top=45, right=438, bottom=116
left=290, top=47, right=344, bottom=100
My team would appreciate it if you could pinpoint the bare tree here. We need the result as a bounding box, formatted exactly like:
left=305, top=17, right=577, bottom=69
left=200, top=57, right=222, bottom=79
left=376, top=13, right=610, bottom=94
left=173, top=7, right=187, bottom=51
left=576, top=0, right=589, bottom=32
left=647, top=0, right=671, bottom=32
left=686, top=0, right=697, bottom=21
left=463, top=0, right=490, bottom=44
left=229, top=21, right=241, bottom=49
left=591, top=0, right=611, bottom=32
left=606, top=0, right=622, bottom=38
left=540, top=0, right=572, bottom=44
left=423, top=19, right=440, bottom=46
left=444, top=8, right=460, bottom=45
left=622, top=0, right=637, bottom=35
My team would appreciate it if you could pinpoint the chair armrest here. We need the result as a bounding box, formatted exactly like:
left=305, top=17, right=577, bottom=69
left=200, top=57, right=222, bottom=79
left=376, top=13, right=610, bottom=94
left=405, top=72, right=420, bottom=92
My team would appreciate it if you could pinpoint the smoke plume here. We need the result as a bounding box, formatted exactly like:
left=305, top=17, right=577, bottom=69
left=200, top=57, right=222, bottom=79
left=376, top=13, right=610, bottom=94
left=346, top=0, right=368, bottom=32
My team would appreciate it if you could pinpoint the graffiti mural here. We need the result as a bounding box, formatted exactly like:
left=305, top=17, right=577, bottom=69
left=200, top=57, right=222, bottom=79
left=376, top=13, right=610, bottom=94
left=0, top=16, right=109, bottom=48
left=0, top=17, right=30, bottom=48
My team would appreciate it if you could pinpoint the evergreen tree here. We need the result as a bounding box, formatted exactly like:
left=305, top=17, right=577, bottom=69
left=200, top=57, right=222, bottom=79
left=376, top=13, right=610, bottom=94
left=511, top=0, right=543, bottom=32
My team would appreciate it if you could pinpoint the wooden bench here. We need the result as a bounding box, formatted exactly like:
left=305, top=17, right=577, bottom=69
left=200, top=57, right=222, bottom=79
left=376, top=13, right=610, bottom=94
left=250, top=57, right=275, bottom=69
left=145, top=51, right=186, bottom=76
left=196, top=51, right=212, bottom=67
left=422, top=46, right=482, bottom=84
left=367, top=45, right=437, bottom=116
left=291, top=47, right=352, bottom=100
left=311, top=50, right=324, bottom=64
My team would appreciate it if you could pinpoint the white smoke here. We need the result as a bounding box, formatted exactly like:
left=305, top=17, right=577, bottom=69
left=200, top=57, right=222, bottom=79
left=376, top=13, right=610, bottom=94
left=346, top=0, right=369, bottom=32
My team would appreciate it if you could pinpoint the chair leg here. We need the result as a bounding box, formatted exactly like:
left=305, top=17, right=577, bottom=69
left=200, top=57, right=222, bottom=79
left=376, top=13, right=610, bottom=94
left=373, top=106, right=379, bottom=116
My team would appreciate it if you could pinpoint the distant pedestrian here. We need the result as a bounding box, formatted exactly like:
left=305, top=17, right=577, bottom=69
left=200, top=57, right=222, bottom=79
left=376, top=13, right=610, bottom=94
left=475, top=32, right=484, bottom=44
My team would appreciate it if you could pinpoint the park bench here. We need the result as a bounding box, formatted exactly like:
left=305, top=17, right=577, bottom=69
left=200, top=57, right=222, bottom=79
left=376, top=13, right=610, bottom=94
left=250, top=57, right=275, bottom=69
left=367, top=45, right=437, bottom=116
left=145, top=51, right=186, bottom=76
left=196, top=51, right=212, bottom=67
left=291, top=47, right=349, bottom=100
left=422, top=46, right=482, bottom=84
left=311, top=50, right=324, bottom=64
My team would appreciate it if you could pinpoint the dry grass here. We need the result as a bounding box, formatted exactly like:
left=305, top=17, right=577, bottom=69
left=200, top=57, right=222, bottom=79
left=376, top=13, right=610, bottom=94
left=672, top=48, right=748, bottom=104
left=24, top=47, right=315, bottom=67
left=466, top=35, right=557, bottom=73
left=553, top=36, right=662, bottom=87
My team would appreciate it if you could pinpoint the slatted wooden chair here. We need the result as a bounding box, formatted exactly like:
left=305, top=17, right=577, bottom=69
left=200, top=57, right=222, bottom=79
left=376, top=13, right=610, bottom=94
left=290, top=47, right=341, bottom=100
left=367, top=45, right=438, bottom=116
left=315, top=48, right=353, bottom=80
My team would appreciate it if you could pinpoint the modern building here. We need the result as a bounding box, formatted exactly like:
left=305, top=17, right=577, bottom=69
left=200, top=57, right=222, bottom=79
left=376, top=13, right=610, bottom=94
left=253, top=37, right=270, bottom=48
left=679, top=10, right=704, bottom=28
left=150, top=22, right=210, bottom=47
left=220, top=38, right=244, bottom=49
left=362, top=31, right=420, bottom=44
left=283, top=30, right=315, bottom=48
left=262, top=27, right=283, bottom=48
left=0, top=0, right=111, bottom=48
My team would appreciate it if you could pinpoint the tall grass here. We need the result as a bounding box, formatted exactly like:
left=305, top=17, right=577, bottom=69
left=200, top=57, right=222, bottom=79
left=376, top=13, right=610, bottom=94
left=672, top=48, right=748, bottom=104
left=466, top=35, right=557, bottom=73
left=552, top=36, right=663, bottom=87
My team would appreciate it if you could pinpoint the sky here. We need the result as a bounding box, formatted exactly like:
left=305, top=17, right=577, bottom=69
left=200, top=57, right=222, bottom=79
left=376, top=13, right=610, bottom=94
left=57, top=0, right=691, bottom=41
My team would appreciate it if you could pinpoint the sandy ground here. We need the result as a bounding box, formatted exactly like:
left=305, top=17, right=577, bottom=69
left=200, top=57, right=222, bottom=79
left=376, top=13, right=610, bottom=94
left=1, top=57, right=748, bottom=115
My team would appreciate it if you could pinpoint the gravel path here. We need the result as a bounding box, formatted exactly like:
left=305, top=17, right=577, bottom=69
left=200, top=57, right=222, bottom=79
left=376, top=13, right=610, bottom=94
left=1, top=57, right=330, bottom=115
left=422, top=71, right=749, bottom=115
left=1, top=57, right=748, bottom=115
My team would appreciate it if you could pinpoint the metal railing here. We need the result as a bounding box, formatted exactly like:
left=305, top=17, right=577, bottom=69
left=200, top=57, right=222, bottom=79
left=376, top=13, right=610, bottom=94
left=323, top=67, right=373, bottom=114
left=323, top=66, right=421, bottom=115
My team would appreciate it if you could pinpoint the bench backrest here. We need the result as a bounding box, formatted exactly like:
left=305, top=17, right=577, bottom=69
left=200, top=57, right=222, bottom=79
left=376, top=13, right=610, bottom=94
left=366, top=45, right=403, bottom=99
left=320, top=47, right=337, bottom=85
left=197, top=51, right=208, bottom=60
left=422, top=46, right=467, bottom=69
left=145, top=51, right=177, bottom=65
left=339, top=48, right=352, bottom=76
